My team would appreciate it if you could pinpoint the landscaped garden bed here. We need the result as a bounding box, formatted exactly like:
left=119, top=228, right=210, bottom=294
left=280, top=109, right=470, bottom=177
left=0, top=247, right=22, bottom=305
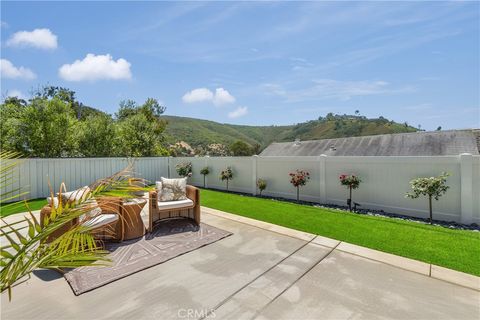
left=200, top=188, right=480, bottom=276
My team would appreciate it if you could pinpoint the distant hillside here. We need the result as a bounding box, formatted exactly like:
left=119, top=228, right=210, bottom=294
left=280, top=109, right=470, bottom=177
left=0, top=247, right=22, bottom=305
left=162, top=114, right=418, bottom=149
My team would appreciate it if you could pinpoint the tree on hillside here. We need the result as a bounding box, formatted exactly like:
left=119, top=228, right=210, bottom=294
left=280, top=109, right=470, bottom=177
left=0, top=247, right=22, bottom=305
left=230, top=140, right=253, bottom=156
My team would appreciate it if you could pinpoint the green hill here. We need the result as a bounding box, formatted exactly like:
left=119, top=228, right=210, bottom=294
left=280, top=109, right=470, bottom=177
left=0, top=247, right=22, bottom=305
left=162, top=114, right=418, bottom=149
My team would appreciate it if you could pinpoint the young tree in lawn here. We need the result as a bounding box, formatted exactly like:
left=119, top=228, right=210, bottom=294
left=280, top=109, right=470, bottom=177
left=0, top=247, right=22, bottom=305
left=257, top=178, right=267, bottom=196
left=289, top=170, right=310, bottom=201
left=339, top=174, right=362, bottom=211
left=200, top=167, right=210, bottom=188
left=406, top=173, right=450, bottom=224
left=220, top=167, right=233, bottom=191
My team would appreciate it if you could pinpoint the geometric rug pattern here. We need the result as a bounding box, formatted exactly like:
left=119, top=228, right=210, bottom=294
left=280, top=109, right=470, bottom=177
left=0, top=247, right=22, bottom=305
left=64, top=219, right=232, bottom=295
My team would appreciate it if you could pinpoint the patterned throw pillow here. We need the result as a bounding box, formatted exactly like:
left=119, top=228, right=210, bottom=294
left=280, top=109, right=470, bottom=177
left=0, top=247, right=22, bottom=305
left=159, top=177, right=187, bottom=201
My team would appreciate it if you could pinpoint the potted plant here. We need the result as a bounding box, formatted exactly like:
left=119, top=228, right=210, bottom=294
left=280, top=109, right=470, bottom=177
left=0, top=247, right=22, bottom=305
left=406, top=172, right=450, bottom=224
left=200, top=166, right=210, bottom=188
left=175, top=161, right=192, bottom=178
left=289, top=170, right=310, bottom=201
left=220, top=167, right=233, bottom=191
left=339, top=174, right=362, bottom=211
left=257, top=178, right=267, bottom=196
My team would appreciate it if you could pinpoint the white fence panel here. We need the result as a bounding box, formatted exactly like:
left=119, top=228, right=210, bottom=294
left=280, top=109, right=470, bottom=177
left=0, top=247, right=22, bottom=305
left=257, top=156, right=320, bottom=202
left=324, top=156, right=461, bottom=222
left=473, top=157, right=480, bottom=222
left=5, top=154, right=479, bottom=224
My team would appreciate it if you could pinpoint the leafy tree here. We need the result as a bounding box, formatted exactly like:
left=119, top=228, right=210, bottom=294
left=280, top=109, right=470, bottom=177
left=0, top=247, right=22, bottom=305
left=115, top=113, right=168, bottom=157
left=252, top=143, right=262, bottom=155
left=220, top=167, right=233, bottom=191
left=200, top=167, right=210, bottom=188
left=257, top=178, right=267, bottom=196
left=0, top=100, right=25, bottom=152
left=76, top=114, right=116, bottom=157
left=406, top=173, right=450, bottom=224
left=20, top=97, right=79, bottom=157
left=114, top=98, right=168, bottom=156
left=230, top=140, right=253, bottom=156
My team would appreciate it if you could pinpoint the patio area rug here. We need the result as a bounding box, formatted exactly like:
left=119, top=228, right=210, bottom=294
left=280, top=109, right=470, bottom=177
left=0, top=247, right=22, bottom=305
left=64, top=219, right=232, bottom=295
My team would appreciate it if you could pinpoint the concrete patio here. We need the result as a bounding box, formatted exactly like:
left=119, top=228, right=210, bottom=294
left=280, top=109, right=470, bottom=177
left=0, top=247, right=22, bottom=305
left=1, top=207, right=479, bottom=320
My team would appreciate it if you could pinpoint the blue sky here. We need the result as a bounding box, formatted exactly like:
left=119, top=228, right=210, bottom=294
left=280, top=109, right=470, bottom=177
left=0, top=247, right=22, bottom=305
left=1, top=1, right=479, bottom=130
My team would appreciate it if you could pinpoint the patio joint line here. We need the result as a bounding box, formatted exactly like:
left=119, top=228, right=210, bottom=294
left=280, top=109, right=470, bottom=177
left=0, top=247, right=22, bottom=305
left=199, top=236, right=318, bottom=320
left=251, top=241, right=342, bottom=320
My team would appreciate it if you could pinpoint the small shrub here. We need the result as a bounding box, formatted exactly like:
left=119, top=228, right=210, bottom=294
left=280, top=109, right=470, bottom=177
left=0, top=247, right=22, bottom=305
left=289, top=170, right=310, bottom=201
left=200, top=166, right=210, bottom=188
left=220, top=167, right=233, bottom=191
left=257, top=178, right=267, bottom=196
left=175, top=161, right=192, bottom=178
left=339, top=174, right=362, bottom=211
left=406, top=172, right=450, bottom=223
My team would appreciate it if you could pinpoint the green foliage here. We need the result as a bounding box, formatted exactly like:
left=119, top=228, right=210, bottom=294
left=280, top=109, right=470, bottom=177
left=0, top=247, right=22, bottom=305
left=230, top=140, right=253, bottom=156
left=339, top=174, right=361, bottom=189
left=406, top=172, right=450, bottom=223
left=0, top=87, right=170, bottom=157
left=20, top=97, right=80, bottom=157
left=406, top=173, right=450, bottom=201
left=200, top=189, right=480, bottom=276
left=256, top=178, right=267, bottom=195
left=76, top=113, right=116, bottom=157
left=220, top=167, right=233, bottom=190
left=175, top=161, right=192, bottom=177
left=200, top=167, right=210, bottom=175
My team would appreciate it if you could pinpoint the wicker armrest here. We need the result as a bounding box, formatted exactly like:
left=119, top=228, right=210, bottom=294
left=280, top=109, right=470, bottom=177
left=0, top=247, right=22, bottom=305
left=149, top=190, right=158, bottom=209
left=186, top=185, right=199, bottom=204
left=96, top=196, right=122, bottom=214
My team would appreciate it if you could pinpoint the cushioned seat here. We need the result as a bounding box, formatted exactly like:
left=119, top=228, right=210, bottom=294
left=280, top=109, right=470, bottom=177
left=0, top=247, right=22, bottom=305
left=82, top=213, right=118, bottom=228
left=157, top=199, right=194, bottom=210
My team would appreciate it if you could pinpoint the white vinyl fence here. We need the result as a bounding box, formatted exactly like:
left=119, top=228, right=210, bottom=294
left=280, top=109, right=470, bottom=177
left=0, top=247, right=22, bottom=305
left=3, top=154, right=479, bottom=224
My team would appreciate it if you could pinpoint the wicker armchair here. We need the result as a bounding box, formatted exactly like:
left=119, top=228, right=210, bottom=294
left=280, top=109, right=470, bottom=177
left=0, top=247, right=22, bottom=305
left=148, top=185, right=200, bottom=232
left=40, top=196, right=123, bottom=242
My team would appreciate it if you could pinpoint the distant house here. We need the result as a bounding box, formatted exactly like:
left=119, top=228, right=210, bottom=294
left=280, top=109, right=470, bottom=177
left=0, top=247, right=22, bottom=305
left=260, top=129, right=480, bottom=157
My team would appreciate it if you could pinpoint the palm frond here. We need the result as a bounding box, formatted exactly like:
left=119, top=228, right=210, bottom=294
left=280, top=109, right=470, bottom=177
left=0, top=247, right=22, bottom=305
left=1, top=155, right=142, bottom=300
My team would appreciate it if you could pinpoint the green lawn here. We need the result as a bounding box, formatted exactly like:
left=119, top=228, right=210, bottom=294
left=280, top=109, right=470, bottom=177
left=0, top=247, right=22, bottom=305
left=0, top=198, right=47, bottom=217
left=200, top=189, right=480, bottom=276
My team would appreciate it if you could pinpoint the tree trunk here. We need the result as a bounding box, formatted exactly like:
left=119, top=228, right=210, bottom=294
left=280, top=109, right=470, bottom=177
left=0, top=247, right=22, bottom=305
left=428, top=195, right=433, bottom=224
left=203, top=175, right=206, bottom=188
left=348, top=186, right=352, bottom=211
left=226, top=179, right=229, bottom=191
left=296, top=186, right=299, bottom=202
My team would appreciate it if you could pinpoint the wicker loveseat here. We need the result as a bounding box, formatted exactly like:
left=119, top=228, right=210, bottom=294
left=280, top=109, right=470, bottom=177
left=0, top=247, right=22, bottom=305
left=40, top=196, right=124, bottom=242
left=148, top=185, right=200, bottom=232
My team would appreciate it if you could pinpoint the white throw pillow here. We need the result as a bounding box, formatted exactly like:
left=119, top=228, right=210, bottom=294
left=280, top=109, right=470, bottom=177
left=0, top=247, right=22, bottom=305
left=61, top=186, right=91, bottom=205
left=159, top=177, right=187, bottom=201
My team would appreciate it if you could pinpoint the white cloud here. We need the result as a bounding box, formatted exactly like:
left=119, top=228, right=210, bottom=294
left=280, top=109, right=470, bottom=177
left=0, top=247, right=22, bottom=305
left=0, top=59, right=36, bottom=80
left=182, top=88, right=214, bottom=103
left=228, top=106, right=248, bottom=119
left=262, top=79, right=414, bottom=102
left=213, top=88, right=235, bottom=106
left=6, top=89, right=25, bottom=99
left=58, top=54, right=132, bottom=82
left=182, top=87, right=235, bottom=106
left=7, top=28, right=57, bottom=49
